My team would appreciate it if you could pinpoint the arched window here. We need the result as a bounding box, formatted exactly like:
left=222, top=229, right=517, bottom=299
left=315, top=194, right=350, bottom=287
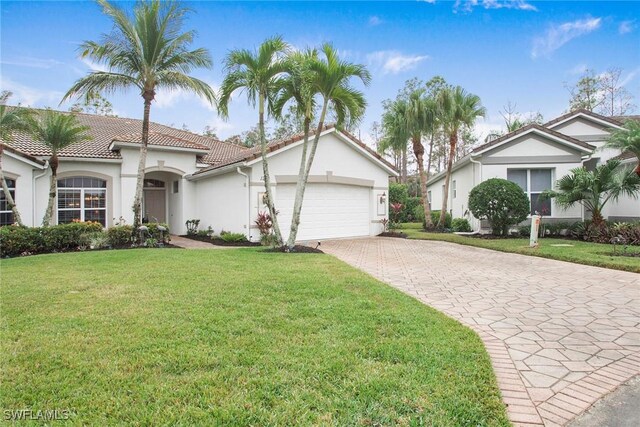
left=58, top=176, right=107, bottom=226
left=0, top=178, right=16, bottom=226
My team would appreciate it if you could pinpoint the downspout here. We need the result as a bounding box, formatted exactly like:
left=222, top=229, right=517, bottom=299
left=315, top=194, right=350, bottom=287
left=236, top=167, right=251, bottom=241
left=33, top=161, right=49, bottom=227
left=469, top=155, right=482, bottom=232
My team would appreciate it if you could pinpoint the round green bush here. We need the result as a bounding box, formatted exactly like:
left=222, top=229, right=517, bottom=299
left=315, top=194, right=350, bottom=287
left=468, top=178, right=530, bottom=236
left=451, top=218, right=472, bottom=232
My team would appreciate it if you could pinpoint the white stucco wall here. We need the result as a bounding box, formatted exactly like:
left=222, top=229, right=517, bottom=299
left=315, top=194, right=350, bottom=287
left=195, top=169, right=249, bottom=238
left=2, top=153, right=40, bottom=226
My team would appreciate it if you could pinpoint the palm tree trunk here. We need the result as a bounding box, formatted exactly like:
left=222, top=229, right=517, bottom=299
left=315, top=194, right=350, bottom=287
left=258, top=92, right=283, bottom=245
left=286, top=116, right=312, bottom=250
left=438, top=131, right=457, bottom=228
left=0, top=145, right=24, bottom=226
left=42, top=154, right=58, bottom=226
left=132, top=95, right=152, bottom=233
left=412, top=134, right=432, bottom=229
left=426, top=133, right=434, bottom=181
left=401, top=147, right=408, bottom=183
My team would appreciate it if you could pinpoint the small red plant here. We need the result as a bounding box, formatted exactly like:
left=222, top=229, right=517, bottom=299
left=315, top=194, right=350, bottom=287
left=390, top=202, right=403, bottom=225
left=254, top=211, right=273, bottom=236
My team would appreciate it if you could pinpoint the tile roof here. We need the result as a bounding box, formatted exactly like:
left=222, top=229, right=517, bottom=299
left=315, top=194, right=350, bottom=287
left=543, top=108, right=624, bottom=128
left=0, top=143, right=46, bottom=166
left=192, top=124, right=398, bottom=176
left=5, top=107, right=247, bottom=165
left=472, top=123, right=595, bottom=154
left=112, top=131, right=211, bottom=151
left=613, top=151, right=637, bottom=161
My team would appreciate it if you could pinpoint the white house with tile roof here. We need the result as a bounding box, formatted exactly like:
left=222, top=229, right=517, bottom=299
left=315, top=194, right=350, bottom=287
left=426, top=109, right=639, bottom=231
left=1, top=109, right=396, bottom=240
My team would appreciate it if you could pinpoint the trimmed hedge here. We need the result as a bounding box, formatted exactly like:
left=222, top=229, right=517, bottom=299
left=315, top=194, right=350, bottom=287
left=0, top=222, right=103, bottom=257
left=452, top=218, right=472, bottom=232
left=469, top=178, right=530, bottom=236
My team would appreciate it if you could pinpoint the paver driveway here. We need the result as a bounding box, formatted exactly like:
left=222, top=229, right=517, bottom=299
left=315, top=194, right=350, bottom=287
left=322, top=237, right=640, bottom=426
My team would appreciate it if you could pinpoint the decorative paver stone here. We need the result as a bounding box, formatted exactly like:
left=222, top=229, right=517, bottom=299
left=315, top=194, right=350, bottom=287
left=322, top=237, right=640, bottom=426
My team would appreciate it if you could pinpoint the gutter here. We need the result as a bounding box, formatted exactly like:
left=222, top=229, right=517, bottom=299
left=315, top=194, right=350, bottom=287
left=33, top=161, right=49, bottom=226
left=579, top=152, right=595, bottom=222
left=186, top=162, right=244, bottom=181
left=236, top=167, right=251, bottom=241
left=468, top=155, right=483, bottom=232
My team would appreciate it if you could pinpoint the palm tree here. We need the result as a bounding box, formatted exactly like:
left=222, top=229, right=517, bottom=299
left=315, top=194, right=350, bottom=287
left=0, top=91, right=34, bottom=226
left=28, top=111, right=91, bottom=226
left=605, top=120, right=640, bottom=177
left=382, top=90, right=437, bottom=229
left=62, top=0, right=215, bottom=230
left=437, top=86, right=485, bottom=228
left=274, top=44, right=370, bottom=250
left=543, top=160, right=640, bottom=225
left=218, top=36, right=290, bottom=245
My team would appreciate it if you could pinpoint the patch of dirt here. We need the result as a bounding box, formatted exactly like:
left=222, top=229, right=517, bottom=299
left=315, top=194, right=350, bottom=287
left=378, top=231, right=408, bottom=238
left=264, top=245, right=324, bottom=253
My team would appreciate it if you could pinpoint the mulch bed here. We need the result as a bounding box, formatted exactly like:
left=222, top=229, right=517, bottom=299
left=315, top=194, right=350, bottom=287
left=378, top=231, right=408, bottom=238
left=180, top=235, right=260, bottom=247
left=264, top=245, right=324, bottom=253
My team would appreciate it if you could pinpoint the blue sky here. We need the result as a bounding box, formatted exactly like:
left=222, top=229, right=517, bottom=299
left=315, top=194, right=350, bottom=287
left=1, top=0, right=639, bottom=144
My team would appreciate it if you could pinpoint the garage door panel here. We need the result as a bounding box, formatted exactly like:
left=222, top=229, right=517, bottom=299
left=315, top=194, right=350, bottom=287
left=275, top=183, right=371, bottom=241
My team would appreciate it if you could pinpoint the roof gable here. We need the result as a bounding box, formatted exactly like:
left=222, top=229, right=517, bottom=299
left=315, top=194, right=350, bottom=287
left=544, top=109, right=624, bottom=132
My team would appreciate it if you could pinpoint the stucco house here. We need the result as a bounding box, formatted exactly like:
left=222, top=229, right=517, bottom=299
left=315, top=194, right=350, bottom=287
left=427, top=109, right=639, bottom=231
left=1, top=110, right=396, bottom=241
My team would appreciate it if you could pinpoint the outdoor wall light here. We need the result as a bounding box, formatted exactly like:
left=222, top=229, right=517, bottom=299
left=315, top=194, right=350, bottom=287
left=379, top=192, right=386, bottom=204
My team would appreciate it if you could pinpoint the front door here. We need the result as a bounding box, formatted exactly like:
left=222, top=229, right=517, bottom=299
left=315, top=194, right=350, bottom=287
left=143, top=189, right=166, bottom=223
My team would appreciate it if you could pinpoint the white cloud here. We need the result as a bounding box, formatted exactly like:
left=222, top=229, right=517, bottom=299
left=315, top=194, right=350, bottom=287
left=80, top=57, right=108, bottom=72
left=154, top=80, right=219, bottom=111
left=568, top=63, right=588, bottom=75
left=454, top=0, right=537, bottom=13
left=366, top=51, right=429, bottom=75
left=368, top=16, right=383, bottom=26
left=620, top=67, right=640, bottom=87
left=531, top=17, right=602, bottom=59
left=0, top=76, right=64, bottom=107
left=0, top=56, right=63, bottom=69
left=619, top=20, right=635, bottom=35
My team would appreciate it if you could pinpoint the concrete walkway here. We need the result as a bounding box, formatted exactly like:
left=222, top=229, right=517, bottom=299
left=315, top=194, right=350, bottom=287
left=169, top=235, right=229, bottom=249
left=322, top=237, right=640, bottom=426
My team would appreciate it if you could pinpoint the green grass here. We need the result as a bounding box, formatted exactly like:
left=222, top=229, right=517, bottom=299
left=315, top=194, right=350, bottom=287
left=400, top=222, right=640, bottom=273
left=1, top=249, right=509, bottom=426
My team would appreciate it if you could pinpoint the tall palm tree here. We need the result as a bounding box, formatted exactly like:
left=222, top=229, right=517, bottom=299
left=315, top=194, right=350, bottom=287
left=274, top=44, right=370, bottom=250
left=219, top=36, right=290, bottom=245
left=62, top=0, right=215, bottom=230
left=382, top=90, right=437, bottom=229
left=605, top=120, right=640, bottom=177
left=543, top=160, right=640, bottom=225
left=28, top=111, right=91, bottom=226
left=437, top=86, right=485, bottom=228
left=0, top=91, right=34, bottom=226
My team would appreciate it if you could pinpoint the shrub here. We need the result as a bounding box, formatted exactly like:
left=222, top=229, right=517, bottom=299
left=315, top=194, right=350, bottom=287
left=0, top=222, right=103, bottom=257
left=107, top=225, right=133, bottom=247
left=451, top=218, right=472, bottom=232
left=430, top=210, right=452, bottom=229
left=469, top=178, right=530, bottom=236
left=79, top=232, right=109, bottom=250
left=143, top=222, right=170, bottom=243
left=185, top=219, right=200, bottom=235
left=413, top=204, right=425, bottom=223
left=389, top=183, right=408, bottom=207
left=220, top=232, right=247, bottom=243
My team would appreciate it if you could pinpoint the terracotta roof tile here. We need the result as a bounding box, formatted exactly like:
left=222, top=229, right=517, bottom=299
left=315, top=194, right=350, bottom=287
left=112, top=131, right=211, bottom=151
left=472, top=123, right=595, bottom=154
left=193, top=125, right=398, bottom=176
left=6, top=107, right=247, bottom=165
left=0, top=143, right=46, bottom=165
left=543, top=108, right=624, bottom=128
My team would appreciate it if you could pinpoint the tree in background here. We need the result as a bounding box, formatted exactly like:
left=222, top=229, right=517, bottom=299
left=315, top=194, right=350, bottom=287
left=0, top=91, right=34, bottom=226
left=63, top=0, right=215, bottom=232
left=27, top=111, right=92, bottom=226
left=437, top=86, right=485, bottom=228
left=598, top=68, right=636, bottom=117
left=69, top=91, right=114, bottom=116
left=565, top=69, right=603, bottom=112
left=219, top=36, right=290, bottom=244
left=485, top=102, right=544, bottom=142
left=202, top=125, right=218, bottom=139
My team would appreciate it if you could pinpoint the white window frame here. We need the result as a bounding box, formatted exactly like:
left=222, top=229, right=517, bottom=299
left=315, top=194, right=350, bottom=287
left=507, top=168, right=554, bottom=217
left=452, top=180, right=457, bottom=199
left=57, top=178, right=107, bottom=226
left=0, top=178, right=16, bottom=226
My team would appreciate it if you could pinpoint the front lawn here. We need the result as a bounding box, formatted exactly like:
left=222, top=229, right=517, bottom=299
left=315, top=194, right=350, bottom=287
left=400, top=223, right=640, bottom=273
left=0, top=249, right=509, bottom=426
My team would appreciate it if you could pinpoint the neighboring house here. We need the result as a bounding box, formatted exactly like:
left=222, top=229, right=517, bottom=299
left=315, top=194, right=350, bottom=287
left=427, top=109, right=639, bottom=231
left=1, top=110, right=396, bottom=241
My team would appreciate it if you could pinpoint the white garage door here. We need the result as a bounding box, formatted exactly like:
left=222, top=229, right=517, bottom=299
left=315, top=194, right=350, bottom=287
left=276, top=183, right=371, bottom=241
